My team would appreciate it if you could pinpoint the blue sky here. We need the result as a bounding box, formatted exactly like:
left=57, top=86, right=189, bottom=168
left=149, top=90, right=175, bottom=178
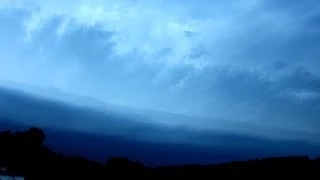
left=0, top=0, right=320, bottom=145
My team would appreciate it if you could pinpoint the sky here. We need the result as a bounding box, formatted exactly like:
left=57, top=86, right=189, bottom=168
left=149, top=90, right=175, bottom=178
left=0, top=0, right=320, bottom=151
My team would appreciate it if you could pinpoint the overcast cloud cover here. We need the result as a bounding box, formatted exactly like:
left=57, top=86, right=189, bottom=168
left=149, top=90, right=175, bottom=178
left=0, top=0, right=320, bottom=143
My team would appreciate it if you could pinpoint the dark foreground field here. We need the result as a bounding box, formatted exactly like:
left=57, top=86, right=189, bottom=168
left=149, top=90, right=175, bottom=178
left=1, top=127, right=320, bottom=179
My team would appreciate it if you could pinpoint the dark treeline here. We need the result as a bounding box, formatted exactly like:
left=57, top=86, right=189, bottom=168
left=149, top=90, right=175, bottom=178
left=0, top=127, right=320, bottom=179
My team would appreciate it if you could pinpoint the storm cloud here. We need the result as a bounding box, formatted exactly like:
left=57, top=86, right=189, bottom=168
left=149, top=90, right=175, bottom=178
left=0, top=0, right=320, bottom=145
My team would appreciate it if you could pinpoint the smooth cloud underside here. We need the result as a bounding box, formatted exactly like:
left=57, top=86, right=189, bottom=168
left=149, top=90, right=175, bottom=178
left=0, top=0, right=320, bottom=142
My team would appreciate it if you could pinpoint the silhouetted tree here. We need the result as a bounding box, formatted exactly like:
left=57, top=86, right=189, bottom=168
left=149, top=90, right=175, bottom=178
left=22, top=127, right=46, bottom=146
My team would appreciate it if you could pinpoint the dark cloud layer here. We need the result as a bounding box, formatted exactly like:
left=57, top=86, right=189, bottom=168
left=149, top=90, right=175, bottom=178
left=1, top=87, right=320, bottom=166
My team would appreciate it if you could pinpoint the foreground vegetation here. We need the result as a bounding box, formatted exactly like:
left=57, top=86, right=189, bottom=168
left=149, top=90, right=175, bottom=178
left=0, top=127, right=319, bottom=179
